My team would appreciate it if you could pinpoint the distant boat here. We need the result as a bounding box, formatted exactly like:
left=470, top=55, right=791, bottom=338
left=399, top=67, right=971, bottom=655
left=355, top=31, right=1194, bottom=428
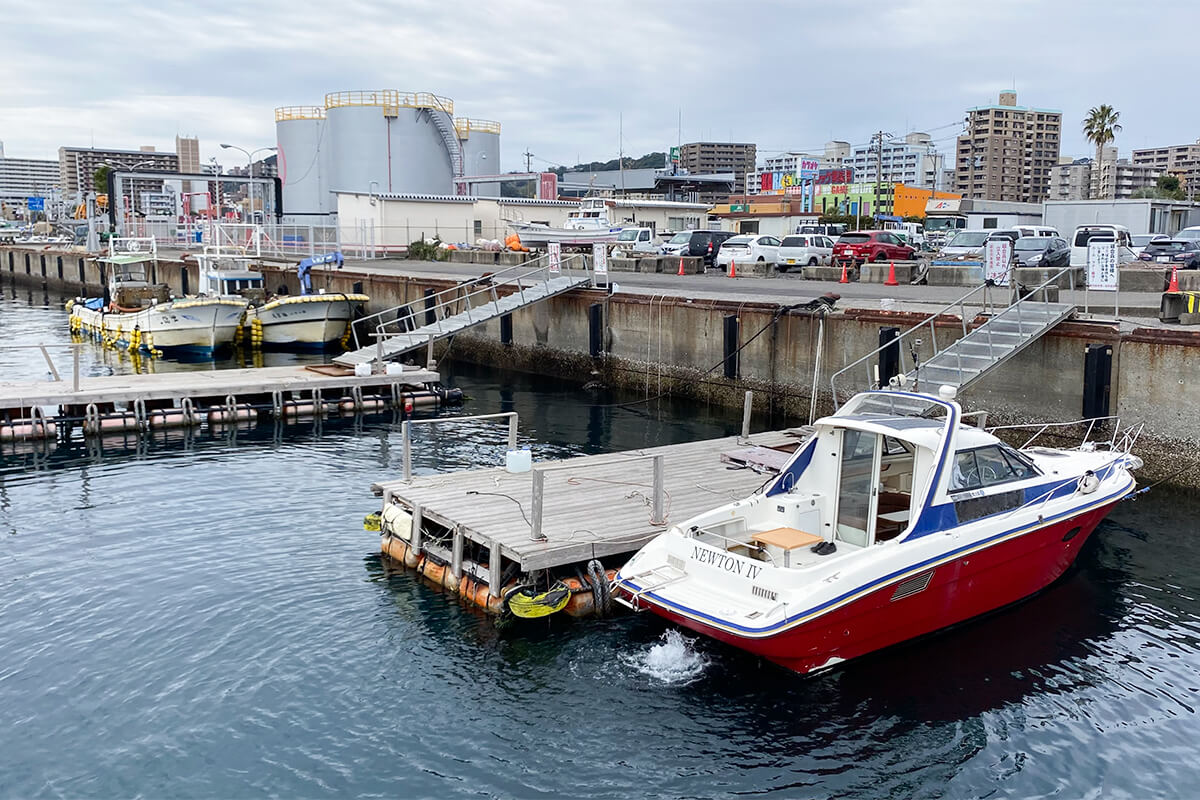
left=507, top=198, right=624, bottom=246
left=615, top=388, right=1143, bottom=675
left=70, top=238, right=247, bottom=356
left=196, top=249, right=368, bottom=351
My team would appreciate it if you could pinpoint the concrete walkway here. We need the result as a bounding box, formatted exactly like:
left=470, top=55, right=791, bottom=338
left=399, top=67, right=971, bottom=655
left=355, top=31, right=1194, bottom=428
left=342, top=257, right=1168, bottom=329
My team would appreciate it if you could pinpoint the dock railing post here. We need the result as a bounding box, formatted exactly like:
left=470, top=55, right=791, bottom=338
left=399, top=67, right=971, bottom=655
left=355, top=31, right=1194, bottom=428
left=451, top=525, right=464, bottom=580
left=72, top=346, right=80, bottom=392
left=402, top=420, right=412, bottom=482
left=530, top=469, right=545, bottom=541
left=507, top=412, right=518, bottom=448
left=411, top=503, right=424, bottom=556
left=488, top=541, right=502, bottom=598
left=651, top=455, right=665, bottom=525
left=740, top=390, right=753, bottom=442
left=39, top=345, right=61, bottom=382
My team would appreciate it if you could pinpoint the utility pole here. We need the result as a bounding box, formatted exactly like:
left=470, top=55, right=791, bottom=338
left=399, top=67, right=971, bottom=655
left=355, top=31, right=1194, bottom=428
left=523, top=149, right=534, bottom=172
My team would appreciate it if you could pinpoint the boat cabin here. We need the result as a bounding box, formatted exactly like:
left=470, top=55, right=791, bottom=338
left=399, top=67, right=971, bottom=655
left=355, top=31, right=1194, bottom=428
left=686, top=391, right=1047, bottom=570
left=196, top=251, right=266, bottom=301
left=98, top=253, right=168, bottom=309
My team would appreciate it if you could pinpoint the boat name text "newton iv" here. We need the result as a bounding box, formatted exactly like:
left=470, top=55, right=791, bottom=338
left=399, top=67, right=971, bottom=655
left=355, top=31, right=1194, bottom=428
left=691, top=546, right=763, bottom=580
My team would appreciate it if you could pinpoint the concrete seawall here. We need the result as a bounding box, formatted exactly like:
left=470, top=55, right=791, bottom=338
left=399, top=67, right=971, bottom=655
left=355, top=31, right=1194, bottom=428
left=5, top=245, right=1198, bottom=487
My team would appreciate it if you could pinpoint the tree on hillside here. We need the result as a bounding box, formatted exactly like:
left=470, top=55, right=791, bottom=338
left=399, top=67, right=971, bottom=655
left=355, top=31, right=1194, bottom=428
left=1082, top=105, right=1122, bottom=200
left=1130, top=174, right=1187, bottom=201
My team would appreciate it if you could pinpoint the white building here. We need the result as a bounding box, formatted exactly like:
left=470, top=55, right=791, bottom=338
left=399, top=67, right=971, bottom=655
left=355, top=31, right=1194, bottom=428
left=848, top=132, right=946, bottom=190
left=0, top=154, right=60, bottom=211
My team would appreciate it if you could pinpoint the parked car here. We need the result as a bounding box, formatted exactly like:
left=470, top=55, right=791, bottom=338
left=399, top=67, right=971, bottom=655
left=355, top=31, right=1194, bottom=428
left=715, top=234, right=781, bottom=270
left=1131, top=233, right=1169, bottom=257
left=796, top=223, right=847, bottom=238
left=612, top=227, right=662, bottom=256
left=662, top=229, right=737, bottom=266
left=1174, top=226, right=1200, bottom=242
left=1138, top=239, right=1200, bottom=269
left=776, top=234, right=834, bottom=270
left=832, top=230, right=916, bottom=266
left=1070, top=224, right=1134, bottom=267
left=937, top=230, right=992, bottom=260
left=1013, top=236, right=1070, bottom=268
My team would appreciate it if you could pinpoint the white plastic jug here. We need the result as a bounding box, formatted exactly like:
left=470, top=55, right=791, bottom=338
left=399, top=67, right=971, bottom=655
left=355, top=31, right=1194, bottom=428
left=354, top=362, right=371, bottom=377
left=505, top=446, right=532, bottom=473
left=385, top=362, right=403, bottom=376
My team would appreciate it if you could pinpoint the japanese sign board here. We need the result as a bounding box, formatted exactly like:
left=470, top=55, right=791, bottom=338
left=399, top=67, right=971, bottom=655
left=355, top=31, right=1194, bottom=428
left=538, top=172, right=558, bottom=200
left=26, top=197, right=44, bottom=211
left=984, top=239, right=1012, bottom=286
left=1087, top=240, right=1118, bottom=291
left=669, top=146, right=680, bottom=165
left=730, top=203, right=748, bottom=212
left=547, top=242, right=561, bottom=274
left=817, top=168, right=854, bottom=185
left=592, top=242, right=608, bottom=275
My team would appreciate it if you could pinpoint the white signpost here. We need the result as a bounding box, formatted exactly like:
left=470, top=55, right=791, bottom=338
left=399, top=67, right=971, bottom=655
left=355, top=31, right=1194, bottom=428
left=547, top=241, right=561, bottom=274
left=984, top=239, right=1012, bottom=286
left=592, top=242, right=608, bottom=287
left=1087, top=239, right=1119, bottom=317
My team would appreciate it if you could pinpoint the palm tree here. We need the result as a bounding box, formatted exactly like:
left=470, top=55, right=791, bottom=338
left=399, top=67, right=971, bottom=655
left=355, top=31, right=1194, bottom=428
left=1082, top=105, right=1122, bottom=199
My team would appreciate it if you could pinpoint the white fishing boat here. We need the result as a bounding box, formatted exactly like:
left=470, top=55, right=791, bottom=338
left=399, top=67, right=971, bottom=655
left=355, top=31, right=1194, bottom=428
left=196, top=249, right=368, bottom=350
left=69, top=238, right=247, bottom=357
left=614, top=388, right=1143, bottom=675
left=507, top=198, right=624, bottom=246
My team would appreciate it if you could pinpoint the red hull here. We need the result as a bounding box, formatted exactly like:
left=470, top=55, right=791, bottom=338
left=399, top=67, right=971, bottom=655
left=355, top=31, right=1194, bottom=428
left=647, top=501, right=1118, bottom=674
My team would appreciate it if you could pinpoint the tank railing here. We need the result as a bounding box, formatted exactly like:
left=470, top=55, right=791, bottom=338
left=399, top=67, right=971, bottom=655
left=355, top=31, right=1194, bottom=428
left=323, top=90, right=454, bottom=115
left=830, top=281, right=996, bottom=407
left=350, top=252, right=588, bottom=351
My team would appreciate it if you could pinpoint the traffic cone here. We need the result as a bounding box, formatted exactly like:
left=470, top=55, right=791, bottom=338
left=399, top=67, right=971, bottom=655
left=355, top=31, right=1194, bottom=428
left=676, top=257, right=685, bottom=276
left=729, top=259, right=737, bottom=278
left=884, top=261, right=899, bottom=286
left=1167, top=265, right=1180, bottom=293
left=838, top=260, right=850, bottom=284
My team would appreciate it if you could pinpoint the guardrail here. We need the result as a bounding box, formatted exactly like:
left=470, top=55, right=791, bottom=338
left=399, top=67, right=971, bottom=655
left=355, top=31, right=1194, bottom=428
left=528, top=453, right=666, bottom=542
left=399, top=412, right=518, bottom=483
left=1, top=343, right=87, bottom=392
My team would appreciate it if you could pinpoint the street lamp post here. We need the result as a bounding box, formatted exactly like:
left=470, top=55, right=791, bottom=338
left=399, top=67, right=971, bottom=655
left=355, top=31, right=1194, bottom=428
left=220, top=144, right=276, bottom=226
left=104, top=158, right=154, bottom=235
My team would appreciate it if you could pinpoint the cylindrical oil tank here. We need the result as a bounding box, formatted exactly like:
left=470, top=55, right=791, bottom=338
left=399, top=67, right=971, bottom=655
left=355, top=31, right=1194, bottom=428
left=325, top=90, right=457, bottom=197
left=275, top=106, right=331, bottom=220
left=457, top=118, right=502, bottom=197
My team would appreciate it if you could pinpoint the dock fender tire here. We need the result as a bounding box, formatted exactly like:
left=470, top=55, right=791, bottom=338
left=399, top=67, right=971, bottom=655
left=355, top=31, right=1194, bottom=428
left=587, top=559, right=611, bottom=617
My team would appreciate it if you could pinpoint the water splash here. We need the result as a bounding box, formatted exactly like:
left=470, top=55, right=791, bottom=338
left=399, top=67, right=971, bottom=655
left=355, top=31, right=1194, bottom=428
left=622, top=629, right=709, bottom=685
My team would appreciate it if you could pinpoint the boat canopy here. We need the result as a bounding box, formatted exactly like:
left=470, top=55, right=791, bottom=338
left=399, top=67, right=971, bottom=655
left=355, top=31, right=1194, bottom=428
left=98, top=254, right=155, bottom=264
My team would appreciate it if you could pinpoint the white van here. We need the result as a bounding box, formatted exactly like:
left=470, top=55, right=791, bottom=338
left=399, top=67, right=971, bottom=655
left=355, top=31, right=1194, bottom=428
left=612, top=227, right=662, bottom=256
left=1070, top=224, right=1135, bottom=267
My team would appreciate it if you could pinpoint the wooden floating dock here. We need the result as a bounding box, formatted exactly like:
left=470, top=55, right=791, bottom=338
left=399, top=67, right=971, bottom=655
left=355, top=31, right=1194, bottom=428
left=0, top=363, right=439, bottom=409
left=371, top=427, right=813, bottom=596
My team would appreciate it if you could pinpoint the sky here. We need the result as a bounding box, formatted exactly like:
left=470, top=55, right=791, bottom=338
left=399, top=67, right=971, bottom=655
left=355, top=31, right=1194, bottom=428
left=1, top=0, right=1194, bottom=172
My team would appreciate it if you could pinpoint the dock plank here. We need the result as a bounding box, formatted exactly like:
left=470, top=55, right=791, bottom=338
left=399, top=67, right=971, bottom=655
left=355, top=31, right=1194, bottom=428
left=374, top=429, right=812, bottom=572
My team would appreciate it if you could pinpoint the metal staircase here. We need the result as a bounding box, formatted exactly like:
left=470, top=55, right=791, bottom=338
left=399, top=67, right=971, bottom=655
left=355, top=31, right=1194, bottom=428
left=334, top=255, right=592, bottom=367
left=427, top=108, right=464, bottom=178
left=831, top=268, right=1076, bottom=410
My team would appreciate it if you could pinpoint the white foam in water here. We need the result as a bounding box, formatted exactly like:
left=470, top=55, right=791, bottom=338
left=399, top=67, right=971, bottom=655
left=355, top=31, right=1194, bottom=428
left=621, top=629, right=709, bottom=685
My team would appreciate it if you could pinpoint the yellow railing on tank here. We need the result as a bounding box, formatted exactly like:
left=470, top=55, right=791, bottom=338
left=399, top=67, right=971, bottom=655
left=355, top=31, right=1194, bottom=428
left=454, top=118, right=502, bottom=138
left=275, top=106, right=326, bottom=122
left=324, top=90, right=454, bottom=115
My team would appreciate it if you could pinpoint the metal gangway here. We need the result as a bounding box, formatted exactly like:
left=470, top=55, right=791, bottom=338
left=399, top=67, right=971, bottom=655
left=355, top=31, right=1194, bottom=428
left=831, top=267, right=1077, bottom=411
left=333, top=253, right=593, bottom=367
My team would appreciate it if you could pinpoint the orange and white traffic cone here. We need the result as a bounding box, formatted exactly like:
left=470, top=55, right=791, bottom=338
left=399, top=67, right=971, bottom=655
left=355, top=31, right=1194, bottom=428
left=1167, top=265, right=1180, bottom=293
left=884, top=261, right=899, bottom=286
left=838, top=260, right=850, bottom=284
left=676, top=257, right=685, bottom=276
left=729, top=259, right=737, bottom=278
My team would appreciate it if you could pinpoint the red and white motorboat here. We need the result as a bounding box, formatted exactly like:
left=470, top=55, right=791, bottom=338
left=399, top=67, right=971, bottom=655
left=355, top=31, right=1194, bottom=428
left=613, top=388, right=1143, bottom=674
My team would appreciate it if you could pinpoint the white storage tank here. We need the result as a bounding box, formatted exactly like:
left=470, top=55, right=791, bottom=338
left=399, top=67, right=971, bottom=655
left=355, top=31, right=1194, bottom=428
left=275, top=106, right=332, bottom=220
left=324, top=90, right=460, bottom=197
left=456, top=118, right=502, bottom=197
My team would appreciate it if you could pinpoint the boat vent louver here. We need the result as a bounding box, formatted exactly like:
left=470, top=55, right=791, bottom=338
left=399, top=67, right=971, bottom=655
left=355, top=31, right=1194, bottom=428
left=668, top=555, right=686, bottom=571
left=891, top=570, right=934, bottom=602
left=751, top=585, right=778, bottom=602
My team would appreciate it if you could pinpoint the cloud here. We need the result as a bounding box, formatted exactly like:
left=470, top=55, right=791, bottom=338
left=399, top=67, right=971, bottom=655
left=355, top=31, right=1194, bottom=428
left=1, top=0, right=1195, bottom=176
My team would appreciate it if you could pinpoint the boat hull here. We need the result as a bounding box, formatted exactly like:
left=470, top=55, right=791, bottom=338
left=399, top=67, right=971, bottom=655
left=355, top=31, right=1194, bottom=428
left=640, top=499, right=1119, bottom=674
left=247, top=294, right=365, bottom=349
left=508, top=222, right=624, bottom=246
left=71, top=298, right=248, bottom=356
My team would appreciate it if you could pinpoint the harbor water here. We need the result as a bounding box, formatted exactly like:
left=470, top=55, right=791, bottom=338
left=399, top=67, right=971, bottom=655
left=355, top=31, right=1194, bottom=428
left=2, top=286, right=1199, bottom=798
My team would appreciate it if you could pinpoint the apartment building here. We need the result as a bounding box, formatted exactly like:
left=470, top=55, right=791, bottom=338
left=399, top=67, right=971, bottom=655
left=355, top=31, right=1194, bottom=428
left=1132, top=138, right=1200, bottom=199
left=0, top=154, right=60, bottom=209
left=954, top=91, right=1061, bottom=202
left=849, top=132, right=947, bottom=190
left=58, top=146, right=180, bottom=196
left=1049, top=157, right=1092, bottom=201
left=679, top=141, right=756, bottom=199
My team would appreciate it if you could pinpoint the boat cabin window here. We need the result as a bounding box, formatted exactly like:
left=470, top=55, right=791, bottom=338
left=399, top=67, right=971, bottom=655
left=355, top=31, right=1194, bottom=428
left=950, top=445, right=1038, bottom=493
left=834, top=431, right=916, bottom=548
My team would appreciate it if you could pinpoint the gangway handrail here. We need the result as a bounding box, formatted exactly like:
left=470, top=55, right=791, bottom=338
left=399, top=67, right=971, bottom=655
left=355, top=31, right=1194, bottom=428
left=350, top=252, right=589, bottom=352
left=830, top=265, right=1075, bottom=408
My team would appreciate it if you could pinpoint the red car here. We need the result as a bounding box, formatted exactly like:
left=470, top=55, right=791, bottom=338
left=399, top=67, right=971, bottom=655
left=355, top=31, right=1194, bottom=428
left=832, top=230, right=916, bottom=266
